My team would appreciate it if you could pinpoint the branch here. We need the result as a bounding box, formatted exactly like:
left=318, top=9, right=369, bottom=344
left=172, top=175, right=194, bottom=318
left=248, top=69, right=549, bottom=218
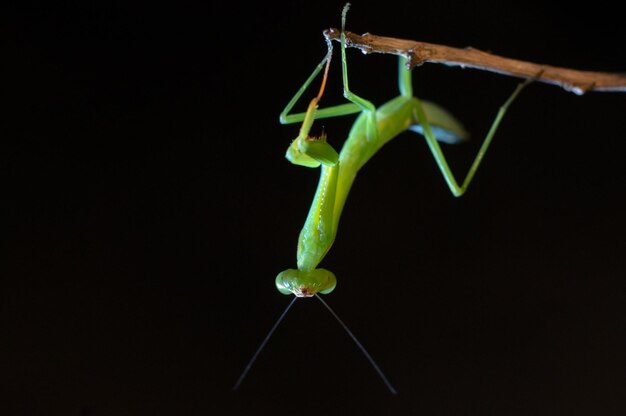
left=324, top=28, right=626, bottom=95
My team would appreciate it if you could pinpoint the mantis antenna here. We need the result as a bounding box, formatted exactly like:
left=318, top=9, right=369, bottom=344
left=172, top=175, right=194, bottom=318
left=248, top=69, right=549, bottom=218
left=315, top=294, right=398, bottom=395
left=232, top=296, right=298, bottom=391
left=232, top=295, right=398, bottom=395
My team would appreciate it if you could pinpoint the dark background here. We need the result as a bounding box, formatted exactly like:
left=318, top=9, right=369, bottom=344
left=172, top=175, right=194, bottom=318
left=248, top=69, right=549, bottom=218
left=5, top=1, right=626, bottom=415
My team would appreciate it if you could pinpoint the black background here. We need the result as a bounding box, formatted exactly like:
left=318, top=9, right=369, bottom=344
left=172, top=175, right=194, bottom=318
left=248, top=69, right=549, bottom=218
left=5, top=1, right=626, bottom=415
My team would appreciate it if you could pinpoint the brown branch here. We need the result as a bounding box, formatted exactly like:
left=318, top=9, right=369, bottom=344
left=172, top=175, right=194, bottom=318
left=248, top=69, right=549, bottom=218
left=324, top=28, right=626, bottom=95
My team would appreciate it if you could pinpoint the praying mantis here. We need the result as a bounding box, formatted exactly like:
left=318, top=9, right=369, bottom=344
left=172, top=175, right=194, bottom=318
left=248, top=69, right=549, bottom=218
left=234, top=4, right=529, bottom=393
left=275, top=6, right=527, bottom=299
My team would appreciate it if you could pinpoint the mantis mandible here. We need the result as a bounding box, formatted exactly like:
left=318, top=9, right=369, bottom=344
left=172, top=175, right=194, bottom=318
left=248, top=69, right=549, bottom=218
left=275, top=6, right=527, bottom=298
left=235, top=4, right=528, bottom=393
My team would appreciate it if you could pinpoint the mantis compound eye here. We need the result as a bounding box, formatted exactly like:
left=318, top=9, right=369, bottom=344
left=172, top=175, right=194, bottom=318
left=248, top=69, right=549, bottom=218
left=275, top=268, right=337, bottom=297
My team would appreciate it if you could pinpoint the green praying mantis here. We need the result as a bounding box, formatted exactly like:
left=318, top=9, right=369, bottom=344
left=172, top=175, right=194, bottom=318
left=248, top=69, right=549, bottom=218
left=275, top=12, right=527, bottom=298
left=235, top=4, right=530, bottom=393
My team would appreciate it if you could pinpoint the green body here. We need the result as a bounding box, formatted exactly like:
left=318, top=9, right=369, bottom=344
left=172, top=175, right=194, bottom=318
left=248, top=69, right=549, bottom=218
left=276, top=21, right=527, bottom=297
left=296, top=96, right=467, bottom=273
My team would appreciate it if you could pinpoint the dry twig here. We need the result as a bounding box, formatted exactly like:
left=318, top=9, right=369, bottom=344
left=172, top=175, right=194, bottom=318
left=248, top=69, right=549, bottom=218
left=324, top=28, right=626, bottom=95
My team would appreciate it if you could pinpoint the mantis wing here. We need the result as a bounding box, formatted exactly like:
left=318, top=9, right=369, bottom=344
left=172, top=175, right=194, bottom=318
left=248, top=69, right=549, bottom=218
left=409, top=99, right=469, bottom=144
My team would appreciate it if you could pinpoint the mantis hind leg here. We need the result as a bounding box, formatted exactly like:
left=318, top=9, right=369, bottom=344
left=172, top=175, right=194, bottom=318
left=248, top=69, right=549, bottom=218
left=416, top=79, right=530, bottom=197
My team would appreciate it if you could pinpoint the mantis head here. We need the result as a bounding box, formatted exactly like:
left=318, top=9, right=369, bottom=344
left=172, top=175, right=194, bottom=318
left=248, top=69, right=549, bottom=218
left=275, top=268, right=337, bottom=297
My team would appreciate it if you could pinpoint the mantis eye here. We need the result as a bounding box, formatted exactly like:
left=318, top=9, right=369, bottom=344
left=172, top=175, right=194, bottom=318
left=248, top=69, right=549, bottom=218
left=275, top=268, right=337, bottom=297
